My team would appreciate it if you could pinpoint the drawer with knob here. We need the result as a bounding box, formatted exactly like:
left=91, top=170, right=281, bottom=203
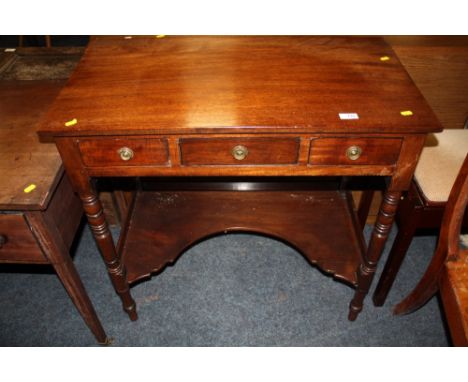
left=179, top=137, right=300, bottom=166
left=309, top=137, right=402, bottom=166
left=0, top=214, right=47, bottom=263
left=78, top=138, right=170, bottom=167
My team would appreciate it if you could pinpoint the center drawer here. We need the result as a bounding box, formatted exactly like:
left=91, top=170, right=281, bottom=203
left=179, top=137, right=300, bottom=166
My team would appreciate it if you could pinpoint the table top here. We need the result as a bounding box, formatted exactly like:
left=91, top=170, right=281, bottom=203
left=385, top=36, right=468, bottom=131
left=37, top=36, right=442, bottom=140
left=0, top=80, right=64, bottom=210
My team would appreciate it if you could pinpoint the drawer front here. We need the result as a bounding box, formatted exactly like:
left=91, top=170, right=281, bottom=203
left=0, top=214, right=47, bottom=263
left=79, top=138, right=169, bottom=167
left=180, top=138, right=300, bottom=166
left=309, top=138, right=402, bottom=166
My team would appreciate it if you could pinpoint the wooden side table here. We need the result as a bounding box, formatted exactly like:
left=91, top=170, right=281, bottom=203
left=37, top=36, right=442, bottom=323
left=0, top=80, right=107, bottom=344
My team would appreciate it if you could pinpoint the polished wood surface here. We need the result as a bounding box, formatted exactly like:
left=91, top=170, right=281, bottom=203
left=386, top=36, right=468, bottom=131
left=38, top=36, right=441, bottom=139
left=39, top=36, right=441, bottom=322
left=394, top=155, right=468, bottom=346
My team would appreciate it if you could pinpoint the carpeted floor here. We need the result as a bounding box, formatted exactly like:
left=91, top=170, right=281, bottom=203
left=0, top=223, right=450, bottom=346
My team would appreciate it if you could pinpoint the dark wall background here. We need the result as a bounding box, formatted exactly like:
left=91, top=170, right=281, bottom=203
left=0, top=36, right=89, bottom=47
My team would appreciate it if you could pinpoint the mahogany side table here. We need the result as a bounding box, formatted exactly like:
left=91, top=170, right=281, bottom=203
left=37, top=36, right=442, bottom=322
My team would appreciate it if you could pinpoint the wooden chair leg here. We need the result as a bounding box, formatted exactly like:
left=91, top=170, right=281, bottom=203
left=18, top=35, right=24, bottom=47
left=372, top=204, right=421, bottom=306
left=45, top=36, right=52, bottom=48
left=394, top=156, right=468, bottom=316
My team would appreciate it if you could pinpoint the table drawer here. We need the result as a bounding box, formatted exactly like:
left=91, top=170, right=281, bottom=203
left=0, top=214, right=47, bottom=263
left=309, top=138, right=402, bottom=166
left=180, top=138, right=300, bottom=166
left=78, top=138, right=169, bottom=167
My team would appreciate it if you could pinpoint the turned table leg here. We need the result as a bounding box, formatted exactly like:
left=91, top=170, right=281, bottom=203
left=80, top=192, right=137, bottom=321
left=56, top=139, right=137, bottom=322
left=372, top=203, right=421, bottom=306
left=349, top=190, right=402, bottom=320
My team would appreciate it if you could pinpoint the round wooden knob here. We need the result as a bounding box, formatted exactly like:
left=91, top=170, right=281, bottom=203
left=346, top=145, right=362, bottom=161
left=231, top=145, right=249, bottom=161
left=118, top=147, right=134, bottom=161
left=0, top=234, right=7, bottom=249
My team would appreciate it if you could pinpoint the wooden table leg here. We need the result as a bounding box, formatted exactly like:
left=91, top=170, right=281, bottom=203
left=26, top=211, right=109, bottom=344
left=349, top=190, right=402, bottom=320
left=372, top=202, right=421, bottom=306
left=56, top=139, right=137, bottom=321
left=80, top=191, right=137, bottom=321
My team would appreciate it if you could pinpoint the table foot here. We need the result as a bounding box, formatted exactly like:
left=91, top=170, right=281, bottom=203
left=348, top=306, right=360, bottom=321
left=125, top=305, right=138, bottom=321
left=99, top=337, right=114, bottom=346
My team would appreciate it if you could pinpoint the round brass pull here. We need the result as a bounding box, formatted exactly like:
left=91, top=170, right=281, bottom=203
left=118, top=147, right=134, bottom=161
left=346, top=145, right=362, bottom=161
left=231, top=145, right=249, bottom=161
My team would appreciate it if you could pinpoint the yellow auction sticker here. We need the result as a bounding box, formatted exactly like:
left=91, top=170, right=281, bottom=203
left=64, top=118, right=78, bottom=127
left=400, top=110, right=413, bottom=116
left=24, top=184, right=37, bottom=193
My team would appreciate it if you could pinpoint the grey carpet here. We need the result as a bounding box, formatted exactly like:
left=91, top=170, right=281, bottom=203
left=0, top=55, right=80, bottom=80
left=0, top=224, right=449, bottom=346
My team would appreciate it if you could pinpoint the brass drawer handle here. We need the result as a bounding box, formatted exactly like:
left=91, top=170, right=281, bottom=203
left=0, top=234, right=7, bottom=249
left=118, top=147, right=134, bottom=161
left=346, top=145, right=362, bottom=161
left=231, top=145, right=249, bottom=161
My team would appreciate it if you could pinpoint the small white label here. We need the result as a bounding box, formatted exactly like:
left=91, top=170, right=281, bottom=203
left=339, top=113, right=359, bottom=120
left=4, top=48, right=16, bottom=53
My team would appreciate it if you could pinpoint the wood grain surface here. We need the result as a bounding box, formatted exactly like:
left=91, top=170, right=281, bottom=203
left=37, top=36, right=442, bottom=139
left=386, top=36, right=468, bottom=130
left=0, top=81, right=64, bottom=210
